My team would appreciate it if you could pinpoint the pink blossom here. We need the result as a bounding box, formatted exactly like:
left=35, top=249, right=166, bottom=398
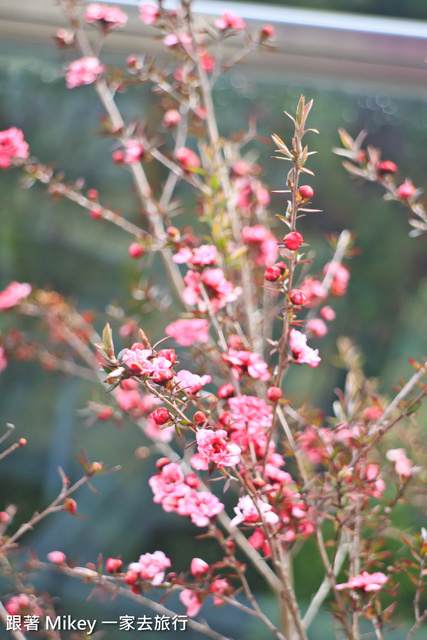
left=176, top=489, right=224, bottom=526
left=183, top=269, right=238, bottom=311
left=306, top=318, right=328, bottom=338
left=336, top=571, right=388, bottom=592
left=47, top=551, right=66, bottom=564
left=123, top=140, right=144, bottom=164
left=189, top=245, right=217, bottom=266
left=129, top=551, right=171, bottom=585
left=145, top=417, right=175, bottom=442
left=173, top=247, right=193, bottom=264
left=66, top=57, right=105, bottom=89
left=320, top=305, right=336, bottom=321
left=115, top=379, right=142, bottom=412
left=149, top=462, right=188, bottom=507
left=299, top=278, right=327, bottom=306
left=228, top=394, right=272, bottom=458
left=85, top=4, right=128, bottom=28
left=175, top=370, right=211, bottom=394
left=386, top=448, right=414, bottom=478
left=166, top=318, right=210, bottom=347
left=0, top=127, right=29, bottom=168
left=223, top=348, right=270, bottom=381
left=176, top=147, right=200, bottom=169
left=230, top=495, right=279, bottom=528
left=210, top=578, right=232, bottom=605
left=242, top=225, right=278, bottom=266
left=248, top=528, right=271, bottom=556
left=0, top=346, right=7, bottom=373
left=139, top=4, right=159, bottom=25
left=190, top=429, right=241, bottom=470
left=121, top=345, right=173, bottom=381
left=0, top=281, right=31, bottom=310
left=324, top=262, right=350, bottom=296
left=289, top=329, right=321, bottom=368
left=163, top=109, right=181, bottom=128
left=191, top=557, right=209, bottom=576
left=215, top=11, right=246, bottom=31
left=180, top=589, right=202, bottom=617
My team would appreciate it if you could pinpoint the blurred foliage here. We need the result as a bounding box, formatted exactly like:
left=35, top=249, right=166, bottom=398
left=243, top=0, right=427, bottom=20
left=0, top=33, right=426, bottom=640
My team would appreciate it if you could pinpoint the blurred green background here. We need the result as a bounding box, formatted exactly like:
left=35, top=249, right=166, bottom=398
left=0, top=2, right=426, bottom=638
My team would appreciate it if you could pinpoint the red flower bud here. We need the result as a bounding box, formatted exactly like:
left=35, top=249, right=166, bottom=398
left=253, top=477, right=266, bottom=489
left=264, top=266, right=281, bottom=281
left=18, top=438, right=27, bottom=447
left=193, top=411, right=207, bottom=425
left=112, top=150, right=125, bottom=164
left=267, top=386, right=283, bottom=402
left=63, top=498, right=77, bottom=513
left=89, top=208, right=102, bottom=220
left=289, top=289, right=307, bottom=305
left=218, top=383, right=234, bottom=399
left=298, top=185, right=314, bottom=199
left=260, top=24, right=274, bottom=39
left=166, top=226, right=180, bottom=240
left=283, top=232, right=303, bottom=251
left=106, top=558, right=123, bottom=574
left=218, top=411, right=232, bottom=426
left=128, top=243, right=144, bottom=259
left=150, top=408, right=171, bottom=425
left=376, top=160, right=397, bottom=176
left=97, top=407, right=112, bottom=421
left=87, top=189, right=99, bottom=200
left=124, top=570, right=139, bottom=585
left=397, top=181, right=416, bottom=200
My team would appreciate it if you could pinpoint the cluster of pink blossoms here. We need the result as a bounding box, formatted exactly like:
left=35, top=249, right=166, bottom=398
left=0, top=281, right=32, bottom=310
left=230, top=495, right=279, bottom=528
left=165, top=318, right=210, bottom=347
left=149, top=462, right=224, bottom=527
left=241, top=225, right=279, bottom=267
left=183, top=268, right=239, bottom=312
left=85, top=3, right=128, bottom=28
left=0, top=128, right=29, bottom=169
left=121, top=344, right=175, bottom=383
left=223, top=348, right=270, bottom=381
left=128, top=551, right=171, bottom=586
left=173, top=244, right=217, bottom=267
left=232, top=169, right=270, bottom=216
left=336, top=571, right=388, bottom=593
left=227, top=394, right=273, bottom=458
left=386, top=448, right=415, bottom=478
left=139, top=4, right=159, bottom=25
left=289, top=329, right=321, bottom=368
left=190, top=429, right=241, bottom=470
left=114, top=380, right=175, bottom=441
left=5, top=594, right=43, bottom=629
left=65, top=57, right=105, bottom=89
left=215, top=11, right=246, bottom=31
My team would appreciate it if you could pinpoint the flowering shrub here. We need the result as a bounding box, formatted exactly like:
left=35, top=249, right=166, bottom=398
left=0, top=2, right=426, bottom=640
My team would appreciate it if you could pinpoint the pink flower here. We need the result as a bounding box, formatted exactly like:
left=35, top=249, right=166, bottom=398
left=163, top=109, right=181, bottom=128
left=66, top=57, right=105, bottom=89
left=0, top=127, right=29, bottom=168
left=0, top=281, right=31, bottom=310
left=121, top=345, right=174, bottom=381
left=166, top=318, right=210, bottom=347
left=145, top=417, right=175, bottom=442
left=139, top=4, right=159, bottom=25
left=191, top=429, right=241, bottom=470
left=230, top=495, right=279, bottom=528
left=176, top=147, right=200, bottom=170
left=191, top=557, right=209, bottom=576
left=289, top=329, right=321, bottom=368
left=0, top=346, right=7, bottom=373
left=336, top=571, right=388, bottom=592
left=180, top=589, right=202, bottom=617
left=215, top=11, right=246, bottom=31
left=129, top=551, right=171, bottom=586
left=149, top=462, right=188, bottom=507
left=85, top=4, right=128, bottom=28
left=173, top=247, right=193, bottom=264
left=242, top=225, right=278, bottom=266
left=228, top=394, right=272, bottom=458
left=177, top=489, right=224, bottom=527
left=386, top=448, right=414, bottom=478
left=324, top=262, right=350, bottom=296
left=223, top=349, right=270, bottom=381
left=175, top=370, right=211, bottom=394
left=210, top=578, right=232, bottom=605
left=306, top=318, right=328, bottom=338
left=300, top=278, right=327, bottom=306
left=320, top=306, right=336, bottom=321
left=47, top=551, right=66, bottom=564
left=163, top=32, right=192, bottom=49
left=189, top=245, right=217, bottom=266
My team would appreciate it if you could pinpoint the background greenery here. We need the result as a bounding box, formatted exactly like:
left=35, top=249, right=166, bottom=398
left=0, top=8, right=426, bottom=638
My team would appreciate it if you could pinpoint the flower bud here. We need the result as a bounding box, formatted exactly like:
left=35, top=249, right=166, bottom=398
left=0, top=511, right=11, bottom=524
left=47, top=551, right=66, bottom=564
left=193, top=411, right=207, bottom=425
left=150, top=408, right=171, bottom=425
left=87, top=189, right=99, bottom=200
left=267, top=386, right=282, bottom=402
left=18, top=438, right=27, bottom=447
left=63, top=498, right=77, bottom=513
left=264, top=266, right=281, bottom=281
left=163, top=109, right=181, bottom=128
left=112, top=150, right=125, bottom=164
left=397, top=181, right=416, bottom=200
left=166, top=226, right=180, bottom=241
left=191, top=558, right=209, bottom=576
left=128, top=242, right=144, bottom=259
left=106, top=558, right=123, bottom=573
left=218, top=383, right=234, bottom=399
left=90, top=208, right=102, bottom=220
left=289, top=289, right=306, bottom=305
left=157, top=349, right=177, bottom=364
left=298, top=185, right=314, bottom=199
left=253, top=477, right=266, bottom=489
left=218, top=411, right=232, bottom=426
left=97, top=407, right=112, bottom=421
left=260, top=24, right=274, bottom=39
left=320, top=306, right=336, bottom=321
left=376, top=160, right=397, bottom=176
left=155, top=457, right=171, bottom=470
left=185, top=473, right=200, bottom=488
left=124, top=570, right=139, bottom=585
left=283, top=232, right=303, bottom=251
